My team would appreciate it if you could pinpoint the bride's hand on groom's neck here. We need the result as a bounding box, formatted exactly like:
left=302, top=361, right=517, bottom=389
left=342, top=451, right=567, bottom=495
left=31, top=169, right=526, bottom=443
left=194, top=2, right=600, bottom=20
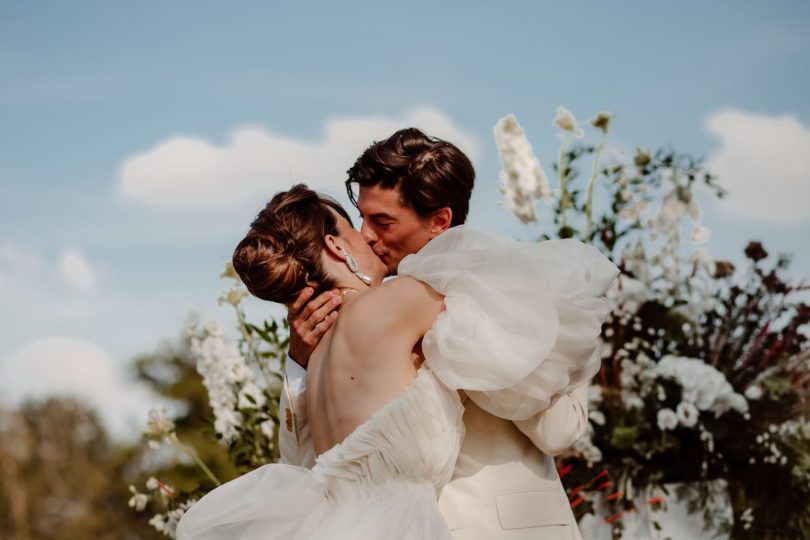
left=287, top=287, right=342, bottom=368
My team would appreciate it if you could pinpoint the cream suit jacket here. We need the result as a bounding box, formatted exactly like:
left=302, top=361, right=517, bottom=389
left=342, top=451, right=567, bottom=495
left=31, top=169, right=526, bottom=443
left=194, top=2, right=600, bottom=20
left=279, top=368, right=588, bottom=540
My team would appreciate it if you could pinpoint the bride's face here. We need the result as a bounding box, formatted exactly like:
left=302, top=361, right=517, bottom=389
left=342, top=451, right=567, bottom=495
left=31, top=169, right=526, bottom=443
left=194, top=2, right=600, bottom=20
left=330, top=210, right=387, bottom=285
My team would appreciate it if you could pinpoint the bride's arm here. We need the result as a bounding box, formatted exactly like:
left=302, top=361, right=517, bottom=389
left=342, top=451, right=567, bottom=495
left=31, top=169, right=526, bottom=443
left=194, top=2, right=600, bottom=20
left=512, top=381, right=589, bottom=456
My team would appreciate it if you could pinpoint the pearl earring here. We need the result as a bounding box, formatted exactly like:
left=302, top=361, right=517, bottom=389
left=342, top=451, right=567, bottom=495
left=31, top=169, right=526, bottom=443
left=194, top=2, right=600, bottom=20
left=340, top=248, right=372, bottom=285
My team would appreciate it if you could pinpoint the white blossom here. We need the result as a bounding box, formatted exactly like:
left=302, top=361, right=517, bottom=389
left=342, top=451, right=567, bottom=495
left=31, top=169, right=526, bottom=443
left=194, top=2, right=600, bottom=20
left=260, top=418, right=277, bottom=440
left=744, top=385, right=763, bottom=400
left=588, top=384, right=603, bottom=405
left=128, top=485, right=149, bottom=512
left=676, top=401, right=700, bottom=428
left=573, top=422, right=603, bottom=466
left=219, top=261, right=240, bottom=281
left=588, top=410, right=606, bottom=426
left=204, top=320, right=223, bottom=337
left=657, top=408, right=678, bottom=431
left=149, top=499, right=195, bottom=539
left=690, top=248, right=713, bottom=274
left=148, top=513, right=165, bottom=532
left=218, top=286, right=248, bottom=307
left=553, top=107, right=584, bottom=138
left=494, top=114, right=552, bottom=224
left=190, top=322, right=267, bottom=444
left=625, top=394, right=645, bottom=410
left=690, top=226, right=711, bottom=244
left=145, top=477, right=160, bottom=491
left=607, top=275, right=651, bottom=314
left=653, top=356, right=749, bottom=416
left=143, top=407, right=177, bottom=447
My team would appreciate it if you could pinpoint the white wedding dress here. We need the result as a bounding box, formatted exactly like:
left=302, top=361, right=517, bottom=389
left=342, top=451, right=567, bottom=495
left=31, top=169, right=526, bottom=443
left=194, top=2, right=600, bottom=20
left=177, top=227, right=618, bottom=540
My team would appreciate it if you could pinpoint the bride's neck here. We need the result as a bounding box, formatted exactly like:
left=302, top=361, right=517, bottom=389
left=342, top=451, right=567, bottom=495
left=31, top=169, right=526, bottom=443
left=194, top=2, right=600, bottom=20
left=332, top=275, right=373, bottom=305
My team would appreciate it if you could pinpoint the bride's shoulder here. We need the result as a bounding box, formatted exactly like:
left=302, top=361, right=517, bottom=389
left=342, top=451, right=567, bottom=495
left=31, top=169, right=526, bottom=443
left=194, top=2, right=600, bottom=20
left=339, top=277, right=443, bottom=336
left=350, top=277, right=441, bottom=312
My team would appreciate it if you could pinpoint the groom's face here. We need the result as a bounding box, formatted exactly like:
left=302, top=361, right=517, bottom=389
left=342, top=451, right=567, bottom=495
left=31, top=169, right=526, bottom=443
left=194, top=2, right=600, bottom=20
left=357, top=185, right=437, bottom=275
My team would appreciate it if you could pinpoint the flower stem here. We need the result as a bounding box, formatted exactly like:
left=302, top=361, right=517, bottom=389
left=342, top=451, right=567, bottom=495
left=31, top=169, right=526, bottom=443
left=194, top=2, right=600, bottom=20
left=235, top=306, right=275, bottom=386
left=178, top=441, right=221, bottom=486
left=558, top=136, right=572, bottom=230
left=584, top=131, right=607, bottom=238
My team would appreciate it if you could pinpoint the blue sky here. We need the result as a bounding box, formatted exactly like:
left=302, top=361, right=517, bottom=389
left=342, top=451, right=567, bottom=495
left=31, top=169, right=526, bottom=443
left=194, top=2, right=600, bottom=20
left=1, top=1, right=809, bottom=437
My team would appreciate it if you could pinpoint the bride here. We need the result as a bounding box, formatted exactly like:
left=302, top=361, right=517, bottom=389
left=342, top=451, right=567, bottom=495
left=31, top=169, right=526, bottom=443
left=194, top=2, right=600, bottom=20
left=176, top=184, right=617, bottom=539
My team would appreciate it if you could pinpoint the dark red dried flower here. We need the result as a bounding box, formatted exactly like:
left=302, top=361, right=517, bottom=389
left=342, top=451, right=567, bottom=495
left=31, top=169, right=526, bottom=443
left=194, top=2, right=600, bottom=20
left=713, top=260, right=736, bottom=278
left=745, top=241, right=768, bottom=262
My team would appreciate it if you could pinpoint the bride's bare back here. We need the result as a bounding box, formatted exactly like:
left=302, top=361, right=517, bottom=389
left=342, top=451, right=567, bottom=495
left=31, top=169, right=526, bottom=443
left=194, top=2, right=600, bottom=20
left=306, top=276, right=444, bottom=456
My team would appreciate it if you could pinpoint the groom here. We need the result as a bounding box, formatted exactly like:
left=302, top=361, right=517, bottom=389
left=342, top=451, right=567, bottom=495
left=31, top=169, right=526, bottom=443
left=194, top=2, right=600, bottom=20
left=281, top=128, right=589, bottom=539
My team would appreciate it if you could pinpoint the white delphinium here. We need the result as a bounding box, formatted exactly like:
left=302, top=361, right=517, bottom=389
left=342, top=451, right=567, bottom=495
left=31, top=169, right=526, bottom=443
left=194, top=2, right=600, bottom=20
left=624, top=394, right=645, bottom=410
left=260, top=418, right=277, bottom=440
left=146, top=477, right=175, bottom=504
left=740, top=507, right=754, bottom=530
left=657, top=408, right=678, bottom=431
left=190, top=321, right=266, bottom=444
left=690, top=226, right=711, bottom=244
left=128, top=485, right=149, bottom=512
left=699, top=425, right=715, bottom=452
left=494, top=114, right=552, bottom=224
left=618, top=199, right=650, bottom=223
left=143, top=407, right=178, bottom=449
left=588, top=410, right=606, bottom=426
left=588, top=383, right=604, bottom=406
left=607, top=275, right=652, bottom=314
left=775, top=417, right=810, bottom=439
left=620, top=357, right=641, bottom=389
left=573, top=422, right=603, bottom=466
left=689, top=248, right=713, bottom=275
left=148, top=514, right=166, bottom=535
left=149, top=499, right=195, bottom=539
left=654, top=356, right=749, bottom=417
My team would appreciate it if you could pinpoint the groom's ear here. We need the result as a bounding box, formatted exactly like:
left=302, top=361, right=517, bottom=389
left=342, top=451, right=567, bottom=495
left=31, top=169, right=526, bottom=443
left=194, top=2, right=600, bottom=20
left=427, top=207, right=453, bottom=238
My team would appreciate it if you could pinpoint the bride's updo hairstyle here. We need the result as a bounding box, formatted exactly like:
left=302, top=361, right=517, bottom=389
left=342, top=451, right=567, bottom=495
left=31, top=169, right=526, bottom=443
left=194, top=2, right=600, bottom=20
left=232, top=184, right=354, bottom=304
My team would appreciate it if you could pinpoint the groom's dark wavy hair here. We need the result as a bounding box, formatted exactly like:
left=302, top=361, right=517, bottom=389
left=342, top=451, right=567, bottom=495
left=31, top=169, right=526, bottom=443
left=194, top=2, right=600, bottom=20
left=232, top=184, right=353, bottom=305
left=346, top=128, right=475, bottom=226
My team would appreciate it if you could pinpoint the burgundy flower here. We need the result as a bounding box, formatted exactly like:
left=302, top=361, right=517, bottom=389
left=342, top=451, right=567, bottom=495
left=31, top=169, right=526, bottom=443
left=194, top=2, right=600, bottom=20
left=744, top=241, right=768, bottom=262
left=713, top=260, right=736, bottom=278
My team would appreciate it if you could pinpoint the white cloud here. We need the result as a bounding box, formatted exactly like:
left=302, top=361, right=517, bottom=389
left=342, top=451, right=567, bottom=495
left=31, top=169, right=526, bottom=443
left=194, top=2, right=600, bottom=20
left=58, top=248, right=97, bottom=291
left=118, top=106, right=479, bottom=208
left=0, top=338, right=172, bottom=441
left=705, top=109, right=810, bottom=221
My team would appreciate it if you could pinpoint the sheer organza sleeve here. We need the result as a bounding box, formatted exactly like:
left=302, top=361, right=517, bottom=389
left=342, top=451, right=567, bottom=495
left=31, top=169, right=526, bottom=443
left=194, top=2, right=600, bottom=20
left=398, top=226, right=618, bottom=421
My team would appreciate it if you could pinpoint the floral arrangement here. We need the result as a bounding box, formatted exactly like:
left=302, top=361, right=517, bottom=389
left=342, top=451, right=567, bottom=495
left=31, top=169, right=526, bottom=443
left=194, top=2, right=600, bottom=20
left=494, top=108, right=810, bottom=538
left=128, top=267, right=289, bottom=538
left=127, top=108, right=809, bottom=539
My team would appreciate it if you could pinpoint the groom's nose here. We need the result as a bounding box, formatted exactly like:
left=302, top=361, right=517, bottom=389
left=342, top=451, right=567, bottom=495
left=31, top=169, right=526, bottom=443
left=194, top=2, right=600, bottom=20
left=360, top=221, right=378, bottom=244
